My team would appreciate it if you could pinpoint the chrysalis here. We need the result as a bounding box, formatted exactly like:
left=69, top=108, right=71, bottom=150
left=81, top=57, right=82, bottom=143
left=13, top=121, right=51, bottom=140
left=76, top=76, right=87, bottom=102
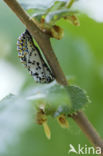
left=17, top=30, right=54, bottom=83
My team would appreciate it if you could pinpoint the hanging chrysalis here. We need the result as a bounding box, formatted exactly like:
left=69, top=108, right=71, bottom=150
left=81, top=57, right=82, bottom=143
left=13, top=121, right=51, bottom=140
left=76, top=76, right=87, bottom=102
left=17, top=30, right=54, bottom=83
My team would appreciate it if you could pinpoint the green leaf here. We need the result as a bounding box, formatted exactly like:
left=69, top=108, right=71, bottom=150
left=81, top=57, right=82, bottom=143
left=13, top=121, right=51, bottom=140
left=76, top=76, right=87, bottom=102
left=66, top=85, right=90, bottom=112
left=0, top=81, right=90, bottom=152
left=18, top=0, right=78, bottom=26
left=0, top=93, right=32, bottom=154
left=26, top=81, right=90, bottom=117
left=45, top=9, right=77, bottom=24
left=44, top=84, right=90, bottom=116
left=0, top=80, right=90, bottom=119
left=18, top=0, right=54, bottom=10
left=0, top=94, right=15, bottom=111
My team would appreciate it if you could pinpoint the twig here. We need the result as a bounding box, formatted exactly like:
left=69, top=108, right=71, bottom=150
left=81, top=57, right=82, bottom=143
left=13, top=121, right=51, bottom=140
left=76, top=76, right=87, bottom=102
left=72, top=111, right=103, bottom=154
left=3, top=0, right=103, bottom=155
left=3, top=0, right=67, bottom=85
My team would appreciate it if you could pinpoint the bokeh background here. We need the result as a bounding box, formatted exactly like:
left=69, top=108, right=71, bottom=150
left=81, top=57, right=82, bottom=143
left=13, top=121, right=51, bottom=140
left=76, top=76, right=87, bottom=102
left=0, top=1, right=103, bottom=156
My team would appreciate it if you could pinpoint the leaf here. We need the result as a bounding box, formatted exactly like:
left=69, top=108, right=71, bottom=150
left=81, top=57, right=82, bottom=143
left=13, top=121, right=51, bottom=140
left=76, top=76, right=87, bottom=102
left=66, top=85, right=90, bottom=112
left=45, top=84, right=89, bottom=116
left=0, top=80, right=89, bottom=120
left=45, top=9, right=77, bottom=24
left=26, top=81, right=90, bottom=117
left=0, top=94, right=32, bottom=155
left=0, top=81, right=90, bottom=150
left=0, top=94, right=14, bottom=111
left=18, top=0, right=78, bottom=27
left=18, top=0, right=55, bottom=10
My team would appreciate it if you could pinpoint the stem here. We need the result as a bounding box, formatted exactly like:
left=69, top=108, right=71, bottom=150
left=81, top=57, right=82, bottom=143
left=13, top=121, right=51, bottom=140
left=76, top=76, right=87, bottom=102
left=3, top=0, right=67, bottom=85
left=3, top=0, right=103, bottom=155
left=72, top=112, right=103, bottom=154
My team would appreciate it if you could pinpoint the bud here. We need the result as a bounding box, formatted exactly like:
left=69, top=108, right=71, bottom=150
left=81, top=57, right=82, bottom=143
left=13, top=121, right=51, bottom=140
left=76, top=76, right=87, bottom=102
left=64, top=15, right=80, bottom=26
left=43, top=121, right=51, bottom=139
left=51, top=25, right=64, bottom=40
left=57, top=114, right=69, bottom=128
left=36, top=109, right=51, bottom=139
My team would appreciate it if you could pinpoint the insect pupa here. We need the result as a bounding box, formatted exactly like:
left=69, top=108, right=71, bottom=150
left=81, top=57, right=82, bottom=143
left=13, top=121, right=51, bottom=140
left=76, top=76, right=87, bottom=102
left=17, top=30, right=54, bottom=83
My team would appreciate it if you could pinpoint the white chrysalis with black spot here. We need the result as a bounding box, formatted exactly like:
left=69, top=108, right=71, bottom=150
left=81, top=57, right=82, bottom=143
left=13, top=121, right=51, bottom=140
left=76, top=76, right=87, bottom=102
left=17, top=30, right=54, bottom=83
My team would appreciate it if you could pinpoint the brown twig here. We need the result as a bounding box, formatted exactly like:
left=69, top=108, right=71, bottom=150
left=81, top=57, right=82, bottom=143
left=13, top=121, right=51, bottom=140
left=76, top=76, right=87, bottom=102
left=3, top=0, right=103, bottom=155
left=3, top=0, right=67, bottom=85
left=72, top=111, right=103, bottom=154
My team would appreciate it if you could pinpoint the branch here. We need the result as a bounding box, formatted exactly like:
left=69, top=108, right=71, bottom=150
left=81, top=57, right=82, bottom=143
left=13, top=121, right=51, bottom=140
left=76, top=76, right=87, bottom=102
left=3, top=0, right=67, bottom=85
left=3, top=0, right=103, bottom=155
left=72, top=112, right=103, bottom=154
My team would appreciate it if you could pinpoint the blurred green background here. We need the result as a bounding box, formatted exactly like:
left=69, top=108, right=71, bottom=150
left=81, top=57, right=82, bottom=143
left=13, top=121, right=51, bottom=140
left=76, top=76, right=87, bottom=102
left=0, top=1, right=103, bottom=156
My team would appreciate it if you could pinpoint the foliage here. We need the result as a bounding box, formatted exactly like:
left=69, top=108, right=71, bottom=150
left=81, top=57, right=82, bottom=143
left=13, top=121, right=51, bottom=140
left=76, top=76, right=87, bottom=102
left=18, top=0, right=79, bottom=39
left=15, top=0, right=89, bottom=118
left=0, top=81, right=89, bottom=141
left=1, top=0, right=103, bottom=156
